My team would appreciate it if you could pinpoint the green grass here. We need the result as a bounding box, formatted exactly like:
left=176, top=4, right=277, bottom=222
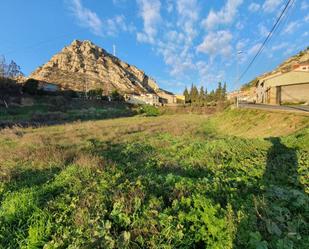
left=0, top=110, right=308, bottom=248
left=0, top=97, right=135, bottom=123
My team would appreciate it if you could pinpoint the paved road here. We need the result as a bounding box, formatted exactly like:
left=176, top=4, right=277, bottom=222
left=239, top=103, right=309, bottom=114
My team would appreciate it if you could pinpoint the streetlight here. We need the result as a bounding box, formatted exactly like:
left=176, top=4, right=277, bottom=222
left=236, top=50, right=244, bottom=108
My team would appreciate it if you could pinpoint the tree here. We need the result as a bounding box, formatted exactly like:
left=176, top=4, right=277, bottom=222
left=183, top=87, right=190, bottom=103
left=23, top=79, right=39, bottom=95
left=88, top=88, right=103, bottom=99
left=7, top=60, right=23, bottom=78
left=190, top=84, right=199, bottom=103
left=0, top=56, right=7, bottom=78
left=215, top=82, right=223, bottom=101
left=111, top=90, right=124, bottom=102
left=222, top=83, right=227, bottom=100
left=199, top=86, right=205, bottom=103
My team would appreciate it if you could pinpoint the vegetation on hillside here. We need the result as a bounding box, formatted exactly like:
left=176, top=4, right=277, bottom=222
left=0, top=110, right=308, bottom=248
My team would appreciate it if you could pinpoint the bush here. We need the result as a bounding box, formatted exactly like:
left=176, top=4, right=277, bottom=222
left=23, top=79, right=39, bottom=95
left=88, top=89, right=103, bottom=100
left=47, top=96, right=68, bottom=112
left=139, top=105, right=160, bottom=116
left=111, top=90, right=124, bottom=102
left=31, top=111, right=68, bottom=122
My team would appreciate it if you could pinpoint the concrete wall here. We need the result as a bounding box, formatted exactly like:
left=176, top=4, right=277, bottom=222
left=281, top=83, right=309, bottom=103
left=256, top=71, right=309, bottom=104
left=263, top=71, right=309, bottom=87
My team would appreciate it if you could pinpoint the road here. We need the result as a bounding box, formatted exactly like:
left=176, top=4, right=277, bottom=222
left=239, top=103, right=309, bottom=114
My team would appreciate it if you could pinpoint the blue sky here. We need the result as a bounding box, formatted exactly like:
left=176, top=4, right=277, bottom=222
left=0, top=0, right=308, bottom=93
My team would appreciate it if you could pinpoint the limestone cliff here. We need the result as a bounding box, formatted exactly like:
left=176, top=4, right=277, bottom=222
left=30, top=40, right=159, bottom=94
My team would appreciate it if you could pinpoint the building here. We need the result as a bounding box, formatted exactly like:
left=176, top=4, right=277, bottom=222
left=125, top=93, right=160, bottom=106
left=175, top=95, right=185, bottom=104
left=256, top=65, right=309, bottom=105
left=227, top=88, right=256, bottom=103
left=157, top=89, right=177, bottom=105
left=39, top=82, right=59, bottom=92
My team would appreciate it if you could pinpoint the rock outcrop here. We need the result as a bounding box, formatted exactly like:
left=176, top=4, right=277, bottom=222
left=260, top=47, right=309, bottom=78
left=30, top=40, right=160, bottom=94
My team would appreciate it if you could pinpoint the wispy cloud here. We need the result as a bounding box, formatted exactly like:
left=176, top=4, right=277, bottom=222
left=263, top=0, right=284, bottom=13
left=202, top=0, right=243, bottom=30
left=68, top=0, right=103, bottom=35
left=301, top=1, right=309, bottom=10
left=197, top=30, right=233, bottom=58
left=67, top=0, right=133, bottom=37
left=248, top=3, right=260, bottom=12
left=136, top=0, right=161, bottom=44
left=283, top=21, right=301, bottom=34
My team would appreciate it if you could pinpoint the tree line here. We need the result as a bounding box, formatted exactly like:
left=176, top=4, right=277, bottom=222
left=183, top=82, right=227, bottom=105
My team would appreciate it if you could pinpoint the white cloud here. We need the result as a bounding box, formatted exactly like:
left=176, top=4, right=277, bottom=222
left=283, top=21, right=301, bottom=34
left=263, top=0, right=284, bottom=13
left=68, top=0, right=133, bottom=37
left=176, top=0, right=199, bottom=41
left=202, top=0, right=243, bottom=30
left=166, top=0, right=174, bottom=13
left=301, top=1, right=309, bottom=10
left=106, top=15, right=135, bottom=36
left=305, top=14, right=309, bottom=22
left=197, top=30, right=233, bottom=58
left=68, top=0, right=103, bottom=36
left=271, top=42, right=288, bottom=51
left=113, top=0, right=127, bottom=5
left=248, top=43, right=262, bottom=55
left=248, top=3, right=260, bottom=12
left=136, top=0, right=161, bottom=44
left=259, top=24, right=269, bottom=37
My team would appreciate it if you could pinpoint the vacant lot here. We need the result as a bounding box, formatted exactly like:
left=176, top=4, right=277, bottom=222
left=0, top=109, right=308, bottom=248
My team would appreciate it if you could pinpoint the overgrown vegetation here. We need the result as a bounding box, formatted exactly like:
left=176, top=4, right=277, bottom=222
left=0, top=109, right=308, bottom=248
left=0, top=96, right=135, bottom=125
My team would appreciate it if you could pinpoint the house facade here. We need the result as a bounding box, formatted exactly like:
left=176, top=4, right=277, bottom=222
left=256, top=65, right=309, bottom=105
left=156, top=89, right=177, bottom=105
left=125, top=93, right=160, bottom=106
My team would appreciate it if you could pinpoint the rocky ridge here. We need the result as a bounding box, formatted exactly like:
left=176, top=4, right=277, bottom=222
left=30, top=40, right=160, bottom=94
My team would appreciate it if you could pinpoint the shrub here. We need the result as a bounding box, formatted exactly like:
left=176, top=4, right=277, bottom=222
left=111, top=90, right=124, bottom=102
left=23, top=79, right=39, bottom=95
left=47, top=96, right=68, bottom=112
left=139, top=105, right=160, bottom=116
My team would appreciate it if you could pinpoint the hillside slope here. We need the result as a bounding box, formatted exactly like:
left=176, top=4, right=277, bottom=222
left=261, top=47, right=309, bottom=78
left=30, top=40, right=159, bottom=94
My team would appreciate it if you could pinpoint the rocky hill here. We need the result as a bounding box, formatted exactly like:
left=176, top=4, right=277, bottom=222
left=30, top=40, right=160, bottom=94
left=261, top=47, right=309, bottom=78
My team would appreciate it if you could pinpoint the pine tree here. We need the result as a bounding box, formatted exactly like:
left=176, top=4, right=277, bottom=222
left=215, top=82, right=222, bottom=101
left=222, top=82, right=227, bottom=100
left=190, top=84, right=199, bottom=103
left=199, top=86, right=205, bottom=104
left=183, top=87, right=190, bottom=103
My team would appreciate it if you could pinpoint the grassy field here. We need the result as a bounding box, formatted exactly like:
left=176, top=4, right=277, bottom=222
left=0, top=109, right=308, bottom=248
left=0, top=97, right=135, bottom=125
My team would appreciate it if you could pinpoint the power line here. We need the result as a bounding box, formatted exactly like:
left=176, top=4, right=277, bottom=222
left=237, top=0, right=293, bottom=82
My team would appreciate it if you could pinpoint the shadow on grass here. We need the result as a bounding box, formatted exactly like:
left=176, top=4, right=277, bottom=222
left=5, top=167, right=62, bottom=193
left=234, top=137, right=308, bottom=249
left=88, top=137, right=308, bottom=248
